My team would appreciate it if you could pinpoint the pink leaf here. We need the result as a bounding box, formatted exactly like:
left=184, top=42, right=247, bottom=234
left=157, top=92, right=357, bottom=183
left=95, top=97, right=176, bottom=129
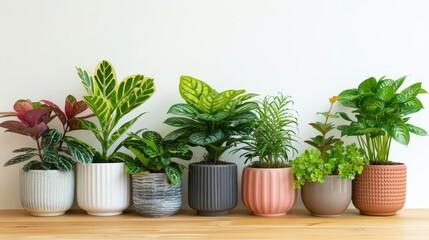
left=72, top=100, right=89, bottom=117
left=25, top=122, right=49, bottom=139
left=14, top=100, right=33, bottom=114
left=0, top=120, right=31, bottom=136
left=23, top=108, right=52, bottom=127
left=41, top=99, right=67, bottom=125
left=65, top=95, right=77, bottom=119
left=0, top=112, right=17, bottom=118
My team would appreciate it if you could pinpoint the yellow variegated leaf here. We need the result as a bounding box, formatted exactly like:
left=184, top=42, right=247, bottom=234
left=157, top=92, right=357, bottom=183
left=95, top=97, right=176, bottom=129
left=94, top=60, right=117, bottom=99
left=83, top=95, right=112, bottom=129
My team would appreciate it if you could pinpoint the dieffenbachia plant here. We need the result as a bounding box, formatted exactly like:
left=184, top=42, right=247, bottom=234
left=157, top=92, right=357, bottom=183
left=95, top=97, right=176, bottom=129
left=120, top=130, right=193, bottom=185
left=164, top=76, right=258, bottom=164
left=0, top=97, right=94, bottom=171
left=76, top=60, right=155, bottom=163
left=338, top=76, right=427, bottom=163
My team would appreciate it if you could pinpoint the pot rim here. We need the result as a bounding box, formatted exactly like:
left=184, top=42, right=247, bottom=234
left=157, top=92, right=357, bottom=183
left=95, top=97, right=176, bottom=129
left=189, top=162, right=237, bottom=167
left=366, top=163, right=406, bottom=168
left=243, top=166, right=292, bottom=170
left=77, top=162, right=125, bottom=166
left=20, top=169, right=74, bottom=173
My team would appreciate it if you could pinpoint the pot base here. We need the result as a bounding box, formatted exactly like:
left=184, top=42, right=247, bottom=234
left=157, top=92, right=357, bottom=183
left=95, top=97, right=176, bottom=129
left=254, top=212, right=287, bottom=217
left=29, top=211, right=66, bottom=217
left=197, top=210, right=229, bottom=216
left=360, top=211, right=397, bottom=216
left=311, top=213, right=342, bottom=218
left=86, top=211, right=123, bottom=217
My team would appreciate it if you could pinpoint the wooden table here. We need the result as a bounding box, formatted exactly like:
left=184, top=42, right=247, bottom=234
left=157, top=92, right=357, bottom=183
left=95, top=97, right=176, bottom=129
left=0, top=209, right=428, bottom=239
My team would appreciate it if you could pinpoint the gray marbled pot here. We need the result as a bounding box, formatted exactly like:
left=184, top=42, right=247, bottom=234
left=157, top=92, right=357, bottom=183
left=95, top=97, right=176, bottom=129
left=131, top=173, right=182, bottom=217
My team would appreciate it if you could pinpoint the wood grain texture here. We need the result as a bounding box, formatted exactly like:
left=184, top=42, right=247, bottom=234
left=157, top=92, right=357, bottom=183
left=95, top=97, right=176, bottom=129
left=0, top=209, right=428, bottom=239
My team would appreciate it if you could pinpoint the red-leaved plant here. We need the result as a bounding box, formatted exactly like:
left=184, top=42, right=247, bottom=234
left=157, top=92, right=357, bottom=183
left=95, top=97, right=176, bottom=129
left=0, top=95, right=94, bottom=171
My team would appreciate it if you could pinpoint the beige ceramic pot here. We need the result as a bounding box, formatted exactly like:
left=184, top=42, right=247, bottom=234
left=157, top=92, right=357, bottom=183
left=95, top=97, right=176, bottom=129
left=301, top=175, right=352, bottom=217
left=352, top=164, right=407, bottom=216
left=241, top=167, right=296, bottom=217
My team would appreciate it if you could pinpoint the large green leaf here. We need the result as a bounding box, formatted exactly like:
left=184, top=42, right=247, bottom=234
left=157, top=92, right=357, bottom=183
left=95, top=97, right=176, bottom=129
left=376, top=85, right=395, bottom=101
left=12, top=147, right=36, bottom=153
left=196, top=111, right=229, bottom=121
left=338, top=89, right=361, bottom=107
left=110, top=74, right=144, bottom=108
left=108, top=113, right=144, bottom=147
left=393, top=76, right=406, bottom=92
left=142, top=131, right=163, bottom=146
left=166, top=142, right=193, bottom=160
left=406, top=124, right=428, bottom=136
left=94, top=60, right=117, bottom=99
left=128, top=147, right=149, bottom=167
left=209, top=90, right=245, bottom=113
left=375, top=79, right=394, bottom=92
left=233, top=102, right=258, bottom=114
left=83, top=95, right=112, bottom=129
left=189, top=130, right=224, bottom=146
left=401, top=82, right=422, bottom=100
left=390, top=93, right=408, bottom=103
left=358, top=77, right=377, bottom=93
left=3, top=153, right=37, bottom=167
left=167, top=103, right=200, bottom=117
left=22, top=160, right=41, bottom=171
left=113, top=78, right=155, bottom=125
left=163, top=128, right=192, bottom=142
left=56, top=155, right=74, bottom=171
left=78, top=119, right=102, bottom=142
left=76, top=67, right=99, bottom=95
left=179, top=76, right=213, bottom=111
left=41, top=129, right=62, bottom=150
left=165, top=165, right=182, bottom=185
left=42, top=150, right=60, bottom=164
left=391, top=124, right=410, bottom=145
left=164, top=117, right=200, bottom=128
left=362, top=97, right=384, bottom=114
left=64, top=137, right=94, bottom=164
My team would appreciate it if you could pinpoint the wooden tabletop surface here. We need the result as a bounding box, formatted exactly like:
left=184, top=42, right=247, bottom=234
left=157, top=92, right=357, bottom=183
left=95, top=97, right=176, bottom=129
left=0, top=209, right=428, bottom=239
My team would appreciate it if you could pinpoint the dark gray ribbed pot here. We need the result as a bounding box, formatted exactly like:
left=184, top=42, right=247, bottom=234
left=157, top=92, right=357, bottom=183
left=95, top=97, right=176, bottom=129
left=188, top=163, right=237, bottom=216
left=131, top=173, right=182, bottom=217
left=301, top=175, right=352, bottom=217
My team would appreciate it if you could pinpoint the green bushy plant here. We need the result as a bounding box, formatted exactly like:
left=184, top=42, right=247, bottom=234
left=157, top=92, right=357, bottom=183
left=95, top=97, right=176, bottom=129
left=234, top=93, right=298, bottom=168
left=338, top=76, right=427, bottom=163
left=164, top=76, right=258, bottom=164
left=0, top=97, right=94, bottom=171
left=76, top=60, right=155, bottom=163
left=120, top=130, right=193, bottom=185
left=290, top=97, right=368, bottom=188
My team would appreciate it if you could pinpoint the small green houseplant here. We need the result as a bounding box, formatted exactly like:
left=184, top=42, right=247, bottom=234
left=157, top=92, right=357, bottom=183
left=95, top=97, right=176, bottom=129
left=290, top=96, right=368, bottom=216
left=337, top=76, right=427, bottom=216
left=75, top=60, right=156, bottom=216
left=121, top=130, right=192, bottom=217
left=0, top=96, right=93, bottom=216
left=164, top=75, right=258, bottom=216
left=236, top=93, right=298, bottom=216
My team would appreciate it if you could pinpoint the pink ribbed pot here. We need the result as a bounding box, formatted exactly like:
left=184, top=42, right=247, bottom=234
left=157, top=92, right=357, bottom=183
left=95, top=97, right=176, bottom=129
left=242, top=167, right=296, bottom=217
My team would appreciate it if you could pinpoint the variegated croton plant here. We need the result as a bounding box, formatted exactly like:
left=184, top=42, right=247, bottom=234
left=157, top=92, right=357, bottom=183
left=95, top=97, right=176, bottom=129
left=0, top=96, right=95, bottom=171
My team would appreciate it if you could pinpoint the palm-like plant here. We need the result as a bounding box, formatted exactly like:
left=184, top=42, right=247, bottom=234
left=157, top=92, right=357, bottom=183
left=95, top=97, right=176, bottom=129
left=235, top=93, right=298, bottom=168
left=76, top=60, right=155, bottom=162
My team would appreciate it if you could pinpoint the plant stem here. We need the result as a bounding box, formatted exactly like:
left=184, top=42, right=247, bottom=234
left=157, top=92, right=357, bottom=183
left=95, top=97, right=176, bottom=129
left=320, top=102, right=334, bottom=161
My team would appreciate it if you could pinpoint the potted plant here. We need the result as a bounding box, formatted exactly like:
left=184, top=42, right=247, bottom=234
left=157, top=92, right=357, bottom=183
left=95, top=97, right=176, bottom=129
left=164, top=76, right=258, bottom=216
left=235, top=93, right=298, bottom=216
left=290, top=96, right=368, bottom=216
left=120, top=130, right=192, bottom=217
left=75, top=60, right=156, bottom=216
left=0, top=97, right=93, bottom=216
left=338, top=76, right=427, bottom=216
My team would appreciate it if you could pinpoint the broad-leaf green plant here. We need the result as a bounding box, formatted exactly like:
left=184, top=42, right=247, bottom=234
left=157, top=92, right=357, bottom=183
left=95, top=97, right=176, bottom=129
left=0, top=97, right=94, bottom=171
left=290, top=97, right=368, bottom=188
left=338, top=76, right=427, bottom=163
left=120, top=130, right=193, bottom=185
left=233, top=93, right=298, bottom=168
left=164, top=76, right=258, bottom=164
left=76, top=60, right=155, bottom=163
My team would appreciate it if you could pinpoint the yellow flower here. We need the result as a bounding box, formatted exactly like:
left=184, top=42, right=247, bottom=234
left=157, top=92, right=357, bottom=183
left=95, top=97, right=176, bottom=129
left=329, top=96, right=340, bottom=103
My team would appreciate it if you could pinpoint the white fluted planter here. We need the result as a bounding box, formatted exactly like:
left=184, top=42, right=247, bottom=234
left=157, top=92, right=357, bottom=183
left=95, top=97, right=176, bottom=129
left=20, top=170, right=74, bottom=217
left=77, top=162, right=130, bottom=216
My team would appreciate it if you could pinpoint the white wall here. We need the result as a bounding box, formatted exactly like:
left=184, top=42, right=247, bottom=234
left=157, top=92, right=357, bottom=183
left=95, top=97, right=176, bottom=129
left=0, top=0, right=428, bottom=209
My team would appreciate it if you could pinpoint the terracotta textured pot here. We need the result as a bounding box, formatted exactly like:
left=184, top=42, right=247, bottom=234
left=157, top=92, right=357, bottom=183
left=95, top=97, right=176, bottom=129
left=352, top=164, right=407, bottom=216
left=77, top=162, right=130, bottom=216
left=301, top=175, right=351, bottom=217
left=132, top=173, right=182, bottom=217
left=188, top=163, right=237, bottom=216
left=20, top=170, right=74, bottom=217
left=241, top=167, right=296, bottom=217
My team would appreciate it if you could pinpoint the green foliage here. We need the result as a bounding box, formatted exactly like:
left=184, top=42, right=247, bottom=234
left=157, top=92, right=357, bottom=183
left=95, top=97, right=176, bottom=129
left=164, top=76, right=258, bottom=164
left=121, top=130, right=192, bottom=185
left=291, top=142, right=368, bottom=188
left=338, top=76, right=427, bottom=163
left=290, top=97, right=368, bottom=188
left=1, top=97, right=94, bottom=171
left=76, top=60, right=155, bottom=162
left=234, top=93, right=298, bottom=168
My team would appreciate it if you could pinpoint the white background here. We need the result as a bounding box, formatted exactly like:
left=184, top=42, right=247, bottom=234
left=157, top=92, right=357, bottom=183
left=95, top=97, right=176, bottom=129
left=0, top=0, right=428, bottom=209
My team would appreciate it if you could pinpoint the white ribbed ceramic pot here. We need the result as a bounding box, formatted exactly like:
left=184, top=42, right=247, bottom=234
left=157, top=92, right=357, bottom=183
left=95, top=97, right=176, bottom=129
left=19, top=170, right=74, bottom=217
left=76, top=162, right=130, bottom=216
